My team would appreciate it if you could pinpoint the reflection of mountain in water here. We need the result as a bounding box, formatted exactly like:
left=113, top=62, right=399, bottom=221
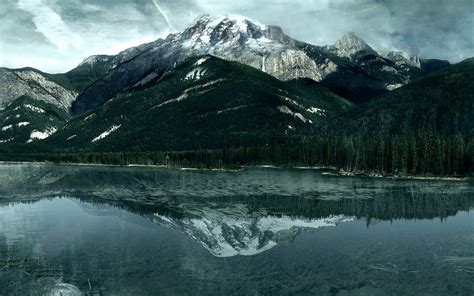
left=154, top=212, right=353, bottom=257
left=1, top=164, right=473, bottom=256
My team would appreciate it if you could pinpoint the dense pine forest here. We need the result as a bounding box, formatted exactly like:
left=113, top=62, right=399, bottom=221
left=1, top=130, right=473, bottom=176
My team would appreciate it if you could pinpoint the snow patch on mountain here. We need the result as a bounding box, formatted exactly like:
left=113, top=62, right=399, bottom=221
left=24, top=104, right=45, bottom=113
left=278, top=105, right=310, bottom=123
left=281, top=96, right=304, bottom=109
left=184, top=67, right=207, bottom=80
left=2, top=125, right=13, bottom=131
left=153, top=79, right=225, bottom=109
left=28, top=127, right=57, bottom=142
left=84, top=114, right=96, bottom=121
left=216, top=105, right=247, bottom=115
left=91, top=124, right=121, bottom=143
left=307, top=107, right=326, bottom=116
left=386, top=83, right=404, bottom=91
left=194, top=57, right=210, bottom=66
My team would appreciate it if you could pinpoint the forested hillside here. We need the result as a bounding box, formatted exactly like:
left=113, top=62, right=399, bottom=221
left=316, top=58, right=474, bottom=176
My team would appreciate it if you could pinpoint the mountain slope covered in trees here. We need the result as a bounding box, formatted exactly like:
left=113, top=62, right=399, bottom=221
left=318, top=58, right=474, bottom=176
left=41, top=55, right=351, bottom=152
left=0, top=95, right=71, bottom=145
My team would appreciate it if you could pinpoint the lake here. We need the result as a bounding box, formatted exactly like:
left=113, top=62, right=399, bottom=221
left=0, top=163, right=473, bottom=295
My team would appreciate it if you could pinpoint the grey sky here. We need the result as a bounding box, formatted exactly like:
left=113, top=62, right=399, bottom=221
left=1, top=0, right=472, bottom=73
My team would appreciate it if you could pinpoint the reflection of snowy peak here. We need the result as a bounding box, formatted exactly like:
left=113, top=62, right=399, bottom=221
left=155, top=212, right=353, bottom=257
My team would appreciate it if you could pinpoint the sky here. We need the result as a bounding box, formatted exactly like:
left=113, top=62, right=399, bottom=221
left=1, top=0, right=472, bottom=73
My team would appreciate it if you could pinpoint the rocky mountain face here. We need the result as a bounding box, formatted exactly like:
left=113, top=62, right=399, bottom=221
left=323, top=33, right=427, bottom=98
left=0, top=67, right=77, bottom=145
left=329, top=32, right=379, bottom=61
left=71, top=14, right=447, bottom=114
left=0, top=68, right=77, bottom=111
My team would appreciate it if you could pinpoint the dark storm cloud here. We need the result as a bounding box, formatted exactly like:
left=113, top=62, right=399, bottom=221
left=1, top=0, right=472, bottom=72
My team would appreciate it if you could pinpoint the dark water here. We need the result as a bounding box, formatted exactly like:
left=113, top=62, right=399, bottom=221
left=0, top=164, right=473, bottom=295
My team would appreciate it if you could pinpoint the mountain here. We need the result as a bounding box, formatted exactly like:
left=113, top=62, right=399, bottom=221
left=59, top=41, right=158, bottom=93
left=321, top=33, right=435, bottom=103
left=317, top=58, right=474, bottom=176
left=71, top=15, right=441, bottom=114
left=329, top=32, right=379, bottom=61
left=0, top=67, right=77, bottom=145
left=44, top=55, right=351, bottom=152
left=333, top=58, right=474, bottom=137
left=419, top=58, right=451, bottom=75
left=0, top=67, right=77, bottom=110
left=0, top=95, right=71, bottom=144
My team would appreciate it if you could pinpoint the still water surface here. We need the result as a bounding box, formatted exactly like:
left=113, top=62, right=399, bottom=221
left=0, top=164, right=473, bottom=295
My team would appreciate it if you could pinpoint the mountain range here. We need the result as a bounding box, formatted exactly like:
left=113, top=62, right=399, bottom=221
left=0, top=14, right=472, bottom=175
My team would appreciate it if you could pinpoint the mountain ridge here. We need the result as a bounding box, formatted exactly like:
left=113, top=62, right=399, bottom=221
left=70, top=14, right=448, bottom=114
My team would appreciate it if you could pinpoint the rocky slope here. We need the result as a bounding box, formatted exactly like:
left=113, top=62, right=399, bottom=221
left=0, top=67, right=78, bottom=111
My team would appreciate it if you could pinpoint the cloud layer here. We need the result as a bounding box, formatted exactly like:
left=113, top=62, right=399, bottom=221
left=1, top=0, right=472, bottom=73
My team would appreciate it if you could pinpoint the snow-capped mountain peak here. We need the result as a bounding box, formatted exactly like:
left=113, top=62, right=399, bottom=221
left=181, top=14, right=271, bottom=49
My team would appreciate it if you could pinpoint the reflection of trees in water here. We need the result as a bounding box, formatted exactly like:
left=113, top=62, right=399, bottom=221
left=48, top=187, right=474, bottom=224
left=4, top=188, right=472, bottom=223
left=1, top=164, right=472, bottom=222
left=210, top=190, right=473, bottom=221
left=1, top=164, right=473, bottom=295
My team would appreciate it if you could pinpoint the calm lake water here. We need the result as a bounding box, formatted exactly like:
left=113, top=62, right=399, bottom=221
left=0, top=164, right=473, bottom=295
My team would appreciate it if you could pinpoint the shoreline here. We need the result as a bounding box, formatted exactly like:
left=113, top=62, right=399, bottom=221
left=0, top=160, right=468, bottom=181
